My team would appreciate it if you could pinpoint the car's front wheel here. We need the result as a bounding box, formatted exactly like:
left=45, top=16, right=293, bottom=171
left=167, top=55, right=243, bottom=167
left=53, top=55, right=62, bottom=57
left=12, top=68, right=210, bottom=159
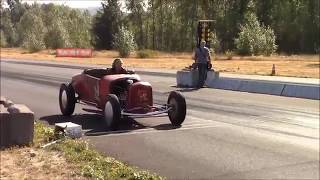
left=59, top=83, right=76, bottom=116
left=104, top=94, right=121, bottom=130
left=167, top=91, right=186, bottom=126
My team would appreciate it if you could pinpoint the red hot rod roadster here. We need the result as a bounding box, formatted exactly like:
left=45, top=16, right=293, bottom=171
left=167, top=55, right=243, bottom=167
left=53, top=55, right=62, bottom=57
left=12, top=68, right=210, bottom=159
left=59, top=68, right=186, bottom=129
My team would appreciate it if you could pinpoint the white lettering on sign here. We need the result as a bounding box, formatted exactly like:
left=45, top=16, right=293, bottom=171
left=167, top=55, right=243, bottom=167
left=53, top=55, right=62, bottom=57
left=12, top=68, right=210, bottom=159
left=56, top=48, right=92, bottom=57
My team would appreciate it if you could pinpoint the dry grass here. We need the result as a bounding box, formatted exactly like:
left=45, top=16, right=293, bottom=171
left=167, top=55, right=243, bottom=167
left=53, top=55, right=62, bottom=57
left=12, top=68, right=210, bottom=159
left=1, top=48, right=319, bottom=78
left=0, top=122, right=83, bottom=179
left=0, top=122, right=162, bottom=180
left=0, top=147, right=84, bottom=179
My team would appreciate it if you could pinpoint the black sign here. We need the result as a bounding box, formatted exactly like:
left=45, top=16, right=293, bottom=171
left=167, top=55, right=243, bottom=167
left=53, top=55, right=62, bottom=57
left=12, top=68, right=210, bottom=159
left=197, top=20, right=214, bottom=48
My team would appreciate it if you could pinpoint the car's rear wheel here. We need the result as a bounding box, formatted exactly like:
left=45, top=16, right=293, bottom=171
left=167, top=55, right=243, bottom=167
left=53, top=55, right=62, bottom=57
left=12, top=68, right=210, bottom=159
left=59, top=83, right=76, bottom=116
left=104, top=94, right=121, bottom=130
left=167, top=91, right=186, bottom=126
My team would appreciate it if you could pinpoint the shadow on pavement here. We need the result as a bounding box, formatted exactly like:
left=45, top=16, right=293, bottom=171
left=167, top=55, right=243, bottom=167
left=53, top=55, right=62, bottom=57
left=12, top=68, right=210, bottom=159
left=169, top=85, right=202, bottom=92
left=40, top=112, right=180, bottom=137
left=41, top=113, right=104, bottom=130
left=152, top=123, right=181, bottom=130
left=176, top=87, right=200, bottom=92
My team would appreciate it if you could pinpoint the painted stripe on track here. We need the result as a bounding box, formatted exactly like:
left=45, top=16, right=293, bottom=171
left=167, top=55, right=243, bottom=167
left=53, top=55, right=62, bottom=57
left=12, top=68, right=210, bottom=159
left=85, top=115, right=222, bottom=137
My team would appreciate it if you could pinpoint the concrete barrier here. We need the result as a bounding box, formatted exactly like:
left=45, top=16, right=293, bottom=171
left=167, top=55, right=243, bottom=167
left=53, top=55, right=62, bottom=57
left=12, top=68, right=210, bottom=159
left=177, top=70, right=219, bottom=87
left=209, top=78, right=242, bottom=91
left=176, top=70, right=199, bottom=87
left=238, top=80, right=285, bottom=96
left=8, top=104, right=34, bottom=145
left=0, top=96, right=6, bottom=105
left=0, top=105, right=10, bottom=147
left=0, top=98, right=34, bottom=148
left=176, top=70, right=319, bottom=99
left=4, top=100, right=14, bottom=108
left=206, top=78, right=319, bottom=99
left=205, top=70, right=220, bottom=87
left=281, top=84, right=320, bottom=100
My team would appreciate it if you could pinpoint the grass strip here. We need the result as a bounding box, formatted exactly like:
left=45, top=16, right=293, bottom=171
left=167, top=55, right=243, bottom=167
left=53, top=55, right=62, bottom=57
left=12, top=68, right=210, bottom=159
left=35, top=121, right=164, bottom=180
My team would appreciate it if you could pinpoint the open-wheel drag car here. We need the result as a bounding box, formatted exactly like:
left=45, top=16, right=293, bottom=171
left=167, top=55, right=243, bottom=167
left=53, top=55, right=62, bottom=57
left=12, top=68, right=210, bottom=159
left=59, top=68, right=186, bottom=129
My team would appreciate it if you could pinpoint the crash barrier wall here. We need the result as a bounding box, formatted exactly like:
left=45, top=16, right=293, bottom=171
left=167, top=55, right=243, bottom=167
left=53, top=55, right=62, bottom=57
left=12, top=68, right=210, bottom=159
left=176, top=71, right=320, bottom=100
left=56, top=48, right=93, bottom=58
left=176, top=70, right=219, bottom=87
left=281, top=84, right=320, bottom=100
left=176, top=70, right=199, bottom=87
left=0, top=96, right=34, bottom=148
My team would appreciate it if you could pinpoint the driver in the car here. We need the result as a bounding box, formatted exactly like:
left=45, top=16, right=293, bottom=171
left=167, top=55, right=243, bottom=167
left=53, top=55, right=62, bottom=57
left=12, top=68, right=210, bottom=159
left=108, top=58, right=129, bottom=74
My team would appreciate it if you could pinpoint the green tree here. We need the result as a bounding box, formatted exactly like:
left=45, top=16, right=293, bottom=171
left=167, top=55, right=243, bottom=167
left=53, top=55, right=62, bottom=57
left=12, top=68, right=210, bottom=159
left=92, top=0, right=122, bottom=49
left=113, top=26, right=137, bottom=57
left=41, top=3, right=92, bottom=48
left=18, top=8, right=46, bottom=52
left=1, top=0, right=318, bottom=54
left=6, top=0, right=27, bottom=24
left=44, top=19, right=71, bottom=49
left=235, top=12, right=277, bottom=56
left=22, top=33, right=46, bottom=52
left=66, top=9, right=92, bottom=48
left=0, top=9, right=18, bottom=46
left=125, top=0, right=145, bottom=49
left=0, top=30, right=7, bottom=47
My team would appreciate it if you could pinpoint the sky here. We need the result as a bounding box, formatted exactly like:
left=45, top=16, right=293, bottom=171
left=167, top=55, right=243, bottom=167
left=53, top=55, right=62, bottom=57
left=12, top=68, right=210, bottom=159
left=21, top=0, right=104, bottom=8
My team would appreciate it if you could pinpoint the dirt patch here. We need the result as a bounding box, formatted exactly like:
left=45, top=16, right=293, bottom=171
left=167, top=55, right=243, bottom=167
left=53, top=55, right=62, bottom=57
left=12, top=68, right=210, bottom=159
left=1, top=48, right=319, bottom=78
left=0, top=147, right=84, bottom=179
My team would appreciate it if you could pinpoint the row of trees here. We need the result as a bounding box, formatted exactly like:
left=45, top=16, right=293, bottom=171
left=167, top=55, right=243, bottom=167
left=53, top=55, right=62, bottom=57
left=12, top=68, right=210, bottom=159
left=1, top=0, right=91, bottom=52
left=1, top=0, right=319, bottom=55
left=119, top=0, right=319, bottom=53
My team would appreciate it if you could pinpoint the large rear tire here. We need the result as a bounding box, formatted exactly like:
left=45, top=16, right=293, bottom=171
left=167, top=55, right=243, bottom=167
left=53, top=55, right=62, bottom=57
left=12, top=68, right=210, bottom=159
left=167, top=91, right=186, bottom=126
left=104, top=94, right=121, bottom=130
left=59, top=83, right=76, bottom=116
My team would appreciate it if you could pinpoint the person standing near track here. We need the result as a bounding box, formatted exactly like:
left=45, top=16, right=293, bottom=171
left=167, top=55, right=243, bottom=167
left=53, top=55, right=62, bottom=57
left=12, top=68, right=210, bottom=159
left=194, top=40, right=211, bottom=88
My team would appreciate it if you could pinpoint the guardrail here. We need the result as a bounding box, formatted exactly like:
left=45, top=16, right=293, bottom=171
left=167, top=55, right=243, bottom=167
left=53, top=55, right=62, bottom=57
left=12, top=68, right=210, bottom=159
left=176, top=70, right=320, bottom=100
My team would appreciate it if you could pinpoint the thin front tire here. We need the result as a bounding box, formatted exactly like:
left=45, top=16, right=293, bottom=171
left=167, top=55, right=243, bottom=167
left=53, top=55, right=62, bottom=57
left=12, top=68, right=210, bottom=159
left=167, top=91, right=186, bottom=126
left=104, top=94, right=121, bottom=130
left=59, top=83, right=76, bottom=116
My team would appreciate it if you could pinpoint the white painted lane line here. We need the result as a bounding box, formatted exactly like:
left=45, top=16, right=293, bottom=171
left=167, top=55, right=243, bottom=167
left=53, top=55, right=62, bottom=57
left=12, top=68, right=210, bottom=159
left=85, top=115, right=224, bottom=137
left=89, top=124, right=221, bottom=137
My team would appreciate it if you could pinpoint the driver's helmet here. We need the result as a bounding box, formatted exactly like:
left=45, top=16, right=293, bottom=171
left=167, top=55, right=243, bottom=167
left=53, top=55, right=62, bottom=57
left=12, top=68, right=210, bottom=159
left=112, top=58, right=123, bottom=69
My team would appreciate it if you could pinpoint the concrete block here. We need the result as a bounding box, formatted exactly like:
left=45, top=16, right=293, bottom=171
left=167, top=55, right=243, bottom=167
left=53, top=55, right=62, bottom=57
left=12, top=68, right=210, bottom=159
left=4, top=100, right=14, bottom=108
left=0, top=105, right=10, bottom=148
left=208, top=78, right=242, bottom=91
left=8, top=104, right=34, bottom=145
left=176, top=70, right=199, bottom=87
left=0, top=96, right=6, bottom=105
left=55, top=122, right=82, bottom=139
left=238, top=81, right=285, bottom=95
left=7, top=104, right=34, bottom=114
left=281, top=84, right=320, bottom=100
left=0, top=104, right=6, bottom=112
left=205, top=71, right=220, bottom=86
